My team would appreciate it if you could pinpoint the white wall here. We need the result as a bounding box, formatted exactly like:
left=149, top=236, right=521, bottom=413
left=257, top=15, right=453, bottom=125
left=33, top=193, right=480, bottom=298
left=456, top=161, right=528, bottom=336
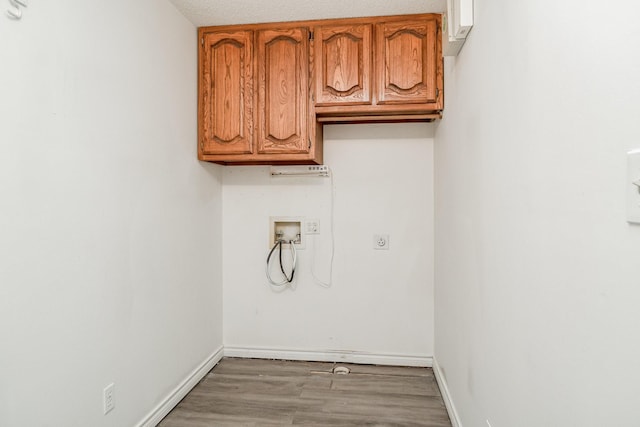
left=223, top=123, right=435, bottom=364
left=434, top=1, right=640, bottom=426
left=0, top=2, right=223, bottom=426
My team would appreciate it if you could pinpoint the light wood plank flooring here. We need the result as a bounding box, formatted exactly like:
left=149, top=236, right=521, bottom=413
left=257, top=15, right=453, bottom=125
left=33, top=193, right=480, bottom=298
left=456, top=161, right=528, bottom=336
left=159, top=358, right=452, bottom=426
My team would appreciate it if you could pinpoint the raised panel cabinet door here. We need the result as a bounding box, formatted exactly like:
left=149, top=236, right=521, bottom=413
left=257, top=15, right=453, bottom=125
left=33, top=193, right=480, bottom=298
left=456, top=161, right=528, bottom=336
left=376, top=17, right=440, bottom=105
left=315, top=24, right=372, bottom=106
left=256, top=28, right=310, bottom=154
left=200, top=30, right=253, bottom=156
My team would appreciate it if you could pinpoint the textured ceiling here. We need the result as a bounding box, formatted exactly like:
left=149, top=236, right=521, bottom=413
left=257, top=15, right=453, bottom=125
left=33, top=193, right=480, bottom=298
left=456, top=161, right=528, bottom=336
left=169, top=0, right=446, bottom=27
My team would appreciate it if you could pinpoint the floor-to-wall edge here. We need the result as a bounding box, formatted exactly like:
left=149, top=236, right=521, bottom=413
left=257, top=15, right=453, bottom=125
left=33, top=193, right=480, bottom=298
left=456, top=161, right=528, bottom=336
left=224, top=346, right=433, bottom=367
left=135, top=346, right=224, bottom=427
left=433, top=357, right=462, bottom=427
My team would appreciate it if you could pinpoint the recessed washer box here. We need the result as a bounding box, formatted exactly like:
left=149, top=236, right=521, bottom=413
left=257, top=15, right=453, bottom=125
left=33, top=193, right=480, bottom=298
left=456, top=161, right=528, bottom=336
left=269, top=217, right=305, bottom=249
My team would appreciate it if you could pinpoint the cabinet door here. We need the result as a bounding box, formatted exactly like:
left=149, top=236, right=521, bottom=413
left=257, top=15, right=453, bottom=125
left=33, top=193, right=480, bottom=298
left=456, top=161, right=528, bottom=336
left=376, top=18, right=439, bottom=105
left=256, top=28, right=310, bottom=154
left=315, top=24, right=372, bottom=106
left=200, top=30, right=253, bottom=156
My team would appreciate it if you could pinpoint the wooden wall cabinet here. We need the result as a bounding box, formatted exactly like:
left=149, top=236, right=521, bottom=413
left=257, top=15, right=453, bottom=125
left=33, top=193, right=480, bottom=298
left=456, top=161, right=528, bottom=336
left=314, top=14, right=443, bottom=123
left=199, top=30, right=253, bottom=157
left=198, top=13, right=442, bottom=165
left=377, top=18, right=440, bottom=106
left=314, top=24, right=372, bottom=107
left=199, top=25, right=321, bottom=165
left=256, top=28, right=312, bottom=157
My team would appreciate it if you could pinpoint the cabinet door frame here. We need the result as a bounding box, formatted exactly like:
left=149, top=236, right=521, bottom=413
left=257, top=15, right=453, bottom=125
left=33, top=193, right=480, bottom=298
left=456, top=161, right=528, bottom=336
left=197, top=13, right=442, bottom=164
left=375, top=17, right=440, bottom=105
left=199, top=29, right=254, bottom=156
left=314, top=23, right=372, bottom=107
left=256, top=27, right=311, bottom=155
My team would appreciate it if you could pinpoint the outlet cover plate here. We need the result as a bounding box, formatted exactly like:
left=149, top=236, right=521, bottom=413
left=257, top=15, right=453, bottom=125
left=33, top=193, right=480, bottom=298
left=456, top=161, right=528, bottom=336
left=306, top=219, right=320, bottom=234
left=103, top=383, right=115, bottom=414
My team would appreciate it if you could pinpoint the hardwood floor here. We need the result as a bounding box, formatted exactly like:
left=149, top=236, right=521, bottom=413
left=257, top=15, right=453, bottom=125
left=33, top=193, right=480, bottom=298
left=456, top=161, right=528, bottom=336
left=159, top=358, right=452, bottom=426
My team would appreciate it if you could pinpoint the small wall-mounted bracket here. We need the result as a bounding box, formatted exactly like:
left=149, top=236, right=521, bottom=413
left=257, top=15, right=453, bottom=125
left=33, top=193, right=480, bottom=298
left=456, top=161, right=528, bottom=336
left=627, top=150, right=640, bottom=224
left=269, top=217, right=305, bottom=249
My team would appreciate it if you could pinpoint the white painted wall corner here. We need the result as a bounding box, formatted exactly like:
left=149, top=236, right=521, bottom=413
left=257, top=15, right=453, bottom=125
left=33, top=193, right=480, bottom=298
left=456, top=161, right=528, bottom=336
left=433, top=357, right=462, bottom=427
left=135, top=346, right=224, bottom=427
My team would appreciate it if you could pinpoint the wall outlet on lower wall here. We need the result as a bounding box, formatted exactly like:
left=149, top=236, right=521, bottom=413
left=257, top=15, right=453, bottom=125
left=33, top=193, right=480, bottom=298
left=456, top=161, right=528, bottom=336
left=103, top=383, right=115, bottom=414
left=373, top=234, right=389, bottom=250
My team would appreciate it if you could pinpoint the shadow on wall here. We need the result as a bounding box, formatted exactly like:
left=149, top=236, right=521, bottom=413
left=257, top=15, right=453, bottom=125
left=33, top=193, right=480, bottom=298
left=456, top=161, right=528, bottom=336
left=220, top=122, right=437, bottom=187
left=324, top=122, right=437, bottom=141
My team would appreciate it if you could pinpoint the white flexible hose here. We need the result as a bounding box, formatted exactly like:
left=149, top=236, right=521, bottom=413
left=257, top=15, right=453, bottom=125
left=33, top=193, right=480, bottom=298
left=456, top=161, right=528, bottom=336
left=311, top=168, right=335, bottom=288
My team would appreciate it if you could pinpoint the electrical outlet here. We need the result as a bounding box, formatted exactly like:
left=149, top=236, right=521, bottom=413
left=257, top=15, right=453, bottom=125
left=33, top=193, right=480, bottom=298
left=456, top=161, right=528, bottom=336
left=306, top=219, right=320, bottom=234
left=373, top=234, right=389, bottom=250
left=103, top=383, right=115, bottom=414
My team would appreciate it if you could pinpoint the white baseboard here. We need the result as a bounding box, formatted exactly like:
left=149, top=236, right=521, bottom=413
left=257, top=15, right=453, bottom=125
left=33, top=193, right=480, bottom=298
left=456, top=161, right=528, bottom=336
left=135, top=345, right=224, bottom=427
left=136, top=345, right=432, bottom=427
left=224, top=346, right=432, bottom=367
left=433, top=357, right=462, bottom=427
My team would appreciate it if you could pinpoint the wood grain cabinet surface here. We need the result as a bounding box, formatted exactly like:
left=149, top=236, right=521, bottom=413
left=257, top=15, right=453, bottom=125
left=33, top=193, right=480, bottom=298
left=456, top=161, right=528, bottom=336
left=197, top=13, right=442, bottom=165
left=314, top=14, right=443, bottom=122
left=199, top=30, right=253, bottom=157
left=377, top=18, right=440, bottom=106
left=198, top=24, right=320, bottom=165
left=256, top=28, right=311, bottom=156
left=314, top=23, right=372, bottom=107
